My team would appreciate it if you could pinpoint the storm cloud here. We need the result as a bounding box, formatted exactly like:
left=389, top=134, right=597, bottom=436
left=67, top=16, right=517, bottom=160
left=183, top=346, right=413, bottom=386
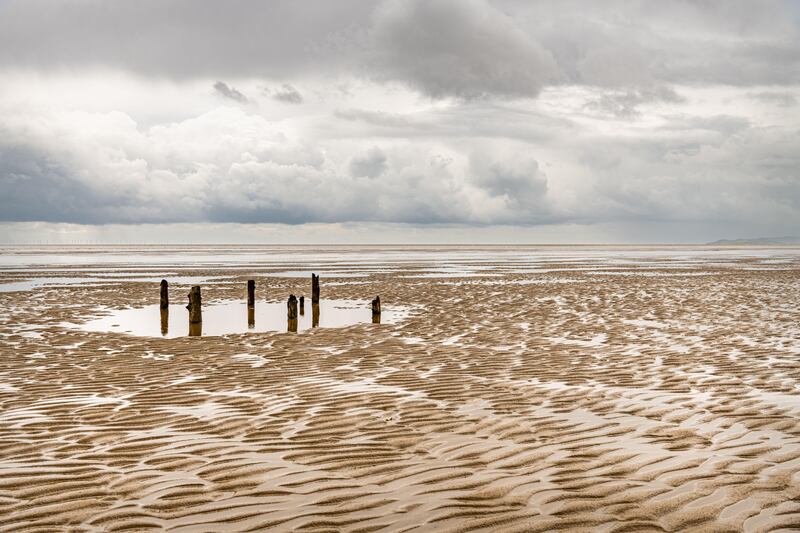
left=0, top=0, right=798, bottom=241
left=1, top=0, right=798, bottom=93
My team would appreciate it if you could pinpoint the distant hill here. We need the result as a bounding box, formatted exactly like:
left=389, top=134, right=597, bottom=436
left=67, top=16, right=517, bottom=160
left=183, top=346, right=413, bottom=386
left=707, top=236, right=800, bottom=245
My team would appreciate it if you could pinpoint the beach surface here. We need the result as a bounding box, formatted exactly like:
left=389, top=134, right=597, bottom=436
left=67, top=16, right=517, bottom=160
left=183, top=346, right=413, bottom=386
left=1, top=245, right=799, bottom=532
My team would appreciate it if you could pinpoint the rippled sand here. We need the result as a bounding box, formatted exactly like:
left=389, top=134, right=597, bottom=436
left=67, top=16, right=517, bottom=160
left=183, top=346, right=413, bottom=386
left=1, top=245, right=799, bottom=532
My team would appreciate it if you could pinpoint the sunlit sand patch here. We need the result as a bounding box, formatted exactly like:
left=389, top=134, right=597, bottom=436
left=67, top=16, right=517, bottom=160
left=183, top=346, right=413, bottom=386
left=157, top=401, right=245, bottom=420
left=546, top=333, right=608, bottom=347
left=0, top=404, right=54, bottom=425
left=168, top=375, right=205, bottom=386
left=231, top=353, right=272, bottom=368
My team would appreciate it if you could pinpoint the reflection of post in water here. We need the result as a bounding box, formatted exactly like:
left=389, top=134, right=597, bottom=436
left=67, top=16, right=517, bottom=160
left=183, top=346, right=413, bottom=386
left=187, top=285, right=202, bottom=336
left=160, top=307, right=169, bottom=336
left=287, top=294, right=298, bottom=332
left=312, top=302, right=320, bottom=328
left=299, top=295, right=305, bottom=315
left=247, top=306, right=255, bottom=329
left=372, top=295, right=381, bottom=324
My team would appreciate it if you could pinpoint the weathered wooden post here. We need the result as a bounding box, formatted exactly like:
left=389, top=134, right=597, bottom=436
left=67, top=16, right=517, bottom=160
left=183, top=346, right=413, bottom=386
left=311, top=273, right=320, bottom=304
left=372, top=295, right=381, bottom=324
left=287, top=294, right=298, bottom=332
left=299, top=295, right=305, bottom=315
left=247, top=280, right=255, bottom=307
left=160, top=279, right=169, bottom=309
left=160, top=279, right=170, bottom=335
left=187, top=286, right=202, bottom=324
left=312, top=303, right=320, bottom=328
left=248, top=306, right=255, bottom=329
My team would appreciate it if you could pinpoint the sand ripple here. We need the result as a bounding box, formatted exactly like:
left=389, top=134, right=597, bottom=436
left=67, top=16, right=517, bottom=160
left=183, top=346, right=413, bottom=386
left=1, top=246, right=799, bottom=531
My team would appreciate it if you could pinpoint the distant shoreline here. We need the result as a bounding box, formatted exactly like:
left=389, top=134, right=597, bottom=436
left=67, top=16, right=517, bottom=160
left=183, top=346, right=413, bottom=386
left=706, top=236, right=799, bottom=245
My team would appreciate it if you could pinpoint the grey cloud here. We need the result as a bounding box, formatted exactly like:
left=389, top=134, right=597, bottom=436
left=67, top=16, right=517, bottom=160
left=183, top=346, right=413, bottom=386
left=271, top=84, right=304, bottom=104
left=335, top=109, right=411, bottom=129
left=0, top=142, right=195, bottom=224
left=0, top=0, right=373, bottom=80
left=213, top=81, right=248, bottom=103
left=469, top=154, right=550, bottom=220
left=583, top=86, right=686, bottom=118
left=529, top=0, right=800, bottom=88
left=569, top=124, right=800, bottom=225
left=367, top=0, right=558, bottom=99
left=575, top=43, right=653, bottom=88
left=332, top=102, right=574, bottom=142
left=0, top=144, right=87, bottom=223
left=0, top=0, right=799, bottom=99
left=660, top=115, right=752, bottom=135
left=747, top=91, right=798, bottom=107
left=349, top=147, right=387, bottom=178
left=657, top=41, right=800, bottom=87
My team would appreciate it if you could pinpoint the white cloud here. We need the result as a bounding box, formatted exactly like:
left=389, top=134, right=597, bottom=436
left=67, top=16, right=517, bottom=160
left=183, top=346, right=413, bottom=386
left=0, top=104, right=564, bottom=225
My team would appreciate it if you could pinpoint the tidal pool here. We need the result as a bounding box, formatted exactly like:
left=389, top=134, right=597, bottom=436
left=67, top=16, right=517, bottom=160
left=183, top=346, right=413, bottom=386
left=71, top=299, right=414, bottom=338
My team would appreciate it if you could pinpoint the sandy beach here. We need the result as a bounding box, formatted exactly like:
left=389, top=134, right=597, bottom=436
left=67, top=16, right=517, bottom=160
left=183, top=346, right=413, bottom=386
left=1, top=245, right=799, bottom=532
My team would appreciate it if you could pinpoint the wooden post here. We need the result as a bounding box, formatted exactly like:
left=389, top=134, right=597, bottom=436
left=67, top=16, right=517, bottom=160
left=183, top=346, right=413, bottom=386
left=247, top=280, right=255, bottom=307
left=187, top=286, right=202, bottom=324
left=287, top=294, right=298, bottom=332
left=299, top=295, right=305, bottom=315
left=372, top=296, right=381, bottom=324
left=248, top=306, right=255, bottom=329
left=160, top=279, right=169, bottom=309
left=189, top=322, right=202, bottom=336
left=311, top=273, right=320, bottom=304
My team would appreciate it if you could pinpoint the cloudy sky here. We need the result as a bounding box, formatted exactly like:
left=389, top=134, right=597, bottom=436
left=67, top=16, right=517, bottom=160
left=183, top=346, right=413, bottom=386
left=1, top=0, right=799, bottom=243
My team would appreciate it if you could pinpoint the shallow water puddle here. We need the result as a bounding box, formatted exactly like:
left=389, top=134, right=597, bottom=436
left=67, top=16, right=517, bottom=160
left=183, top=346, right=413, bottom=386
left=69, top=299, right=413, bottom=338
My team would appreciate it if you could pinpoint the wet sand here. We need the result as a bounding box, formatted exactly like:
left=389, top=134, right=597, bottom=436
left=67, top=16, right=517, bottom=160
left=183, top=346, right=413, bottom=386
left=1, top=245, right=799, bottom=532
